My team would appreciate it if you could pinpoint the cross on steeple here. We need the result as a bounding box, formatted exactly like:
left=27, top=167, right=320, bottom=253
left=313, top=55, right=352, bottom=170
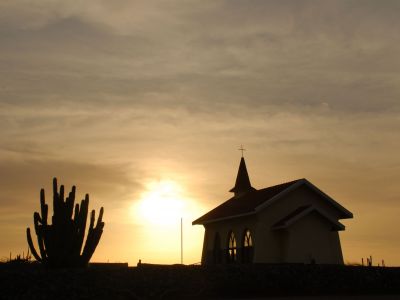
left=238, top=145, right=246, bottom=157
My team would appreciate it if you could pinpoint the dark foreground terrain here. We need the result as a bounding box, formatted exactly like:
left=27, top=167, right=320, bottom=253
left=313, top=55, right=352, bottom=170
left=1, top=263, right=399, bottom=299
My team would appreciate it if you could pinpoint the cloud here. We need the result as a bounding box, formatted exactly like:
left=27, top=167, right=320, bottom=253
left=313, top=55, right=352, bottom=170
left=2, top=1, right=400, bottom=113
left=0, top=158, right=142, bottom=208
left=1, top=0, right=400, bottom=264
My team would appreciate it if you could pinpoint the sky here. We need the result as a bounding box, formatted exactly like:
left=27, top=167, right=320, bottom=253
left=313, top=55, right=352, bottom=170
left=0, top=0, right=399, bottom=266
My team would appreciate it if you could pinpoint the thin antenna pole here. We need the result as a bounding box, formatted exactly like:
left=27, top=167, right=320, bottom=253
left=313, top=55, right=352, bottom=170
left=181, top=217, right=183, bottom=264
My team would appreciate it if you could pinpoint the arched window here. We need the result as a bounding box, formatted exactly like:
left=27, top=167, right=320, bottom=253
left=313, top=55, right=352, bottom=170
left=213, top=232, right=222, bottom=264
left=242, top=229, right=254, bottom=263
left=227, top=231, right=237, bottom=263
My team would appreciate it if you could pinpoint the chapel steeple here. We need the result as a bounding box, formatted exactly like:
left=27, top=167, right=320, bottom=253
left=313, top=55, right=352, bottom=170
left=229, top=156, right=255, bottom=197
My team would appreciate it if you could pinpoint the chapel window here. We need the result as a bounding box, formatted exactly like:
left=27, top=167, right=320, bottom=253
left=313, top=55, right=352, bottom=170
left=242, top=229, right=254, bottom=263
left=213, top=232, right=222, bottom=264
left=227, top=231, right=237, bottom=263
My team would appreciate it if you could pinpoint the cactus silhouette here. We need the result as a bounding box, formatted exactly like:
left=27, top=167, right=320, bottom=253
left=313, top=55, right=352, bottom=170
left=26, top=178, right=105, bottom=268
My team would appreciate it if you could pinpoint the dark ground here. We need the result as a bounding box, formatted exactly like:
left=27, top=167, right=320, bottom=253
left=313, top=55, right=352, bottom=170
left=1, top=263, right=399, bottom=299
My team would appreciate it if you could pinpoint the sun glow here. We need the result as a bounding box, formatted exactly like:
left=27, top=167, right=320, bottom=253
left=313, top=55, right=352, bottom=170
left=129, top=178, right=205, bottom=264
left=137, top=180, right=185, bottom=226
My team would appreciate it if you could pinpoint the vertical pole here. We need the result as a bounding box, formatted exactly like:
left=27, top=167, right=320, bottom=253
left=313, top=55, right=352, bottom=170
left=181, top=217, right=183, bottom=264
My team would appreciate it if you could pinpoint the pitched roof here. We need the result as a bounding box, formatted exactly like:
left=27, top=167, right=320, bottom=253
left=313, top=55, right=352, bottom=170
left=272, top=205, right=345, bottom=231
left=192, top=179, right=302, bottom=225
left=192, top=178, right=353, bottom=225
left=272, top=205, right=312, bottom=227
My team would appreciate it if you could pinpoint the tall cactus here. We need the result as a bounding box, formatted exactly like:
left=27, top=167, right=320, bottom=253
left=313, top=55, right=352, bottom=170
left=26, top=178, right=105, bottom=268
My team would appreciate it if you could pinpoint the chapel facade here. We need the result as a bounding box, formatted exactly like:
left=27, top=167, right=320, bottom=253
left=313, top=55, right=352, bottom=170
left=193, top=157, right=353, bottom=265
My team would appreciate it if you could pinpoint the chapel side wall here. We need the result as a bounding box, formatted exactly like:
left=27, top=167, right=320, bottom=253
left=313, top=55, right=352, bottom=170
left=254, top=213, right=281, bottom=263
left=286, top=212, right=344, bottom=264
left=200, top=226, right=208, bottom=264
left=202, top=215, right=258, bottom=264
left=332, top=230, right=344, bottom=264
left=255, top=185, right=346, bottom=263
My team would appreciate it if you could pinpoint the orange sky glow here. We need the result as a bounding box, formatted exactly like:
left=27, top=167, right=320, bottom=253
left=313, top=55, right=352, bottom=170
left=0, top=1, right=399, bottom=266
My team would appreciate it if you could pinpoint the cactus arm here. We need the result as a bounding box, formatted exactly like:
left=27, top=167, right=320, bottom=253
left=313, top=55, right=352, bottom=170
left=83, top=223, right=104, bottom=263
left=70, top=195, right=89, bottom=261
left=65, top=186, right=76, bottom=219
left=81, top=208, right=104, bottom=265
left=60, top=185, right=64, bottom=203
left=38, top=230, right=48, bottom=263
left=33, top=212, right=48, bottom=262
left=73, top=203, right=80, bottom=224
left=40, top=189, right=48, bottom=226
left=52, top=177, right=64, bottom=225
left=96, top=207, right=104, bottom=228
left=77, top=195, right=89, bottom=246
left=26, top=228, right=42, bottom=262
left=59, top=184, right=66, bottom=222
left=89, top=209, right=95, bottom=230
left=73, top=201, right=81, bottom=259
left=52, top=178, right=58, bottom=225
left=53, top=177, right=58, bottom=215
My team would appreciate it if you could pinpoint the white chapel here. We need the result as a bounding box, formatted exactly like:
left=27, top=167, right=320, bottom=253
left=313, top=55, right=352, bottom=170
left=193, top=157, right=353, bottom=265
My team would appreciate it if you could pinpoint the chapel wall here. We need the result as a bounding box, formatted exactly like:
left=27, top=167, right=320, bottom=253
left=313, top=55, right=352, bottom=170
left=285, top=211, right=344, bottom=264
left=201, top=214, right=258, bottom=264
left=255, top=184, right=345, bottom=263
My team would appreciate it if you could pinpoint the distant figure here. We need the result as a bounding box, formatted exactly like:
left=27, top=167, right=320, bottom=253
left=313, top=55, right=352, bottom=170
left=137, top=259, right=142, bottom=267
left=193, top=156, right=353, bottom=265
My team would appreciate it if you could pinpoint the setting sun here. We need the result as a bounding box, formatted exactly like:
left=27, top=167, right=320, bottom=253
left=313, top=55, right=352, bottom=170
left=129, top=178, right=205, bottom=264
left=137, top=180, right=185, bottom=226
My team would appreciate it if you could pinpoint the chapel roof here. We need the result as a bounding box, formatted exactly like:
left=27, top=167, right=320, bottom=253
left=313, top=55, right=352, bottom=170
left=272, top=205, right=345, bottom=231
left=192, top=179, right=302, bottom=225
left=193, top=157, right=353, bottom=225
